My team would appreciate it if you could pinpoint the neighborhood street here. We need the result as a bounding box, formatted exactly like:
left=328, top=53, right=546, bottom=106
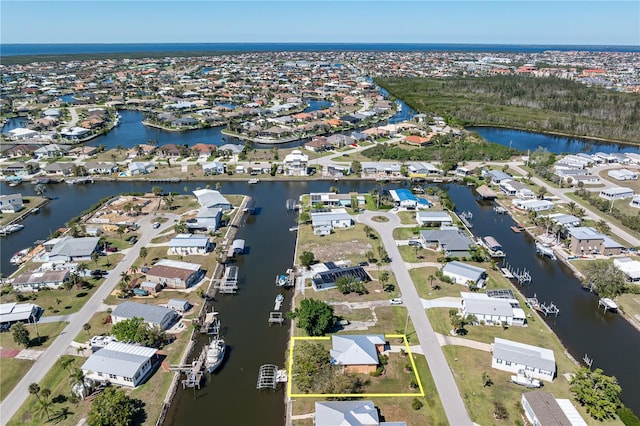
left=0, top=214, right=175, bottom=424
left=358, top=211, right=473, bottom=426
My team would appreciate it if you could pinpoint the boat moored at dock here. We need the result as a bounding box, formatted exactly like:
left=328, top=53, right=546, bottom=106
left=206, top=335, right=226, bottom=374
left=480, top=236, right=506, bottom=258
left=535, top=242, right=557, bottom=260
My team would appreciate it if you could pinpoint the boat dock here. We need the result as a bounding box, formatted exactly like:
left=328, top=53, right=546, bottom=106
left=535, top=242, right=557, bottom=260
left=66, top=177, right=94, bottom=184
left=169, top=346, right=207, bottom=389
left=493, top=205, right=508, bottom=214
left=501, top=268, right=514, bottom=279
left=226, top=239, right=245, bottom=258
left=539, top=301, right=560, bottom=317
left=268, top=312, right=284, bottom=325
left=503, top=263, right=532, bottom=284
left=215, top=265, right=239, bottom=294
left=459, top=211, right=473, bottom=229
left=256, top=364, right=288, bottom=390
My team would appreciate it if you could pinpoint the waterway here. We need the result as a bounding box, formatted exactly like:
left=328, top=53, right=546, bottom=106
left=1, top=180, right=639, bottom=419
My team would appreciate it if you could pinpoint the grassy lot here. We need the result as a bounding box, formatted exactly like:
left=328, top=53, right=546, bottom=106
left=8, top=355, right=87, bottom=425
left=296, top=223, right=378, bottom=266
left=617, top=293, right=640, bottom=329
left=441, top=346, right=620, bottom=426
left=0, top=197, right=47, bottom=227
left=301, top=279, right=399, bottom=305
left=410, top=267, right=467, bottom=299
left=396, top=211, right=418, bottom=225
left=73, top=311, right=113, bottom=344
left=0, top=359, right=34, bottom=402
left=397, top=245, right=438, bottom=263
left=1, top=277, right=108, bottom=318
left=150, top=230, right=176, bottom=244
left=0, top=322, right=67, bottom=350
left=392, top=226, right=423, bottom=240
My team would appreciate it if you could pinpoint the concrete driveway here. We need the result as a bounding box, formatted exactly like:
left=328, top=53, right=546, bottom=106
left=358, top=210, right=473, bottom=426
left=0, top=214, right=175, bottom=424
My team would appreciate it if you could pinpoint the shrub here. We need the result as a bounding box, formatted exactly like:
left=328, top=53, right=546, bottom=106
left=617, top=407, right=640, bottom=426
left=493, top=401, right=509, bottom=420
left=404, top=363, right=413, bottom=372
left=370, top=366, right=384, bottom=377
left=411, top=398, right=423, bottom=410
left=409, top=378, right=418, bottom=389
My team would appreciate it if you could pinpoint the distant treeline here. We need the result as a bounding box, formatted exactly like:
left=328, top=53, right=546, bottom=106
left=362, top=133, right=514, bottom=171
left=376, top=76, right=640, bottom=145
left=0, top=50, right=240, bottom=65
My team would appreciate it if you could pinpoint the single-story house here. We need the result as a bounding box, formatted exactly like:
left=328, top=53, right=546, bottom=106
left=166, top=299, right=191, bottom=313
left=310, top=192, right=365, bottom=208
left=315, top=401, right=406, bottom=426
left=499, top=180, right=535, bottom=198
left=111, top=301, right=178, bottom=330
left=193, top=189, right=231, bottom=210
left=407, top=162, right=442, bottom=177
left=607, top=169, right=638, bottom=181
left=128, top=162, right=155, bottom=175
left=168, top=234, right=212, bottom=255
left=44, top=236, right=100, bottom=263
left=513, top=199, right=554, bottom=212
left=416, top=211, right=452, bottom=227
left=35, top=144, right=68, bottom=159
left=0, top=302, right=41, bottom=325
left=330, top=334, right=386, bottom=374
left=8, top=127, right=38, bottom=140
left=389, top=189, right=431, bottom=209
left=0, top=193, right=24, bottom=213
left=613, top=258, right=640, bottom=283
left=420, top=229, right=475, bottom=258
left=311, top=263, right=370, bottom=291
left=492, top=337, right=556, bottom=382
left=187, top=206, right=222, bottom=232
left=443, top=262, right=487, bottom=287
left=11, top=270, right=69, bottom=292
left=202, top=161, right=225, bottom=175
left=84, top=162, right=117, bottom=175
left=310, top=209, right=353, bottom=235
left=566, top=227, right=625, bottom=256
left=81, top=341, right=159, bottom=388
left=630, top=195, right=640, bottom=209
left=461, top=292, right=526, bottom=326
left=139, top=281, right=163, bottom=294
left=145, top=259, right=203, bottom=289
left=599, top=187, right=634, bottom=200
left=44, top=162, right=74, bottom=176
left=545, top=213, right=581, bottom=228
left=521, top=391, right=587, bottom=426
left=485, top=170, right=512, bottom=184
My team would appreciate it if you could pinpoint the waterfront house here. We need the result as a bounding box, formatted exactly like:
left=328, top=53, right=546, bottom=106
left=304, top=136, right=332, bottom=152
left=443, top=262, right=487, bottom=287
left=159, top=144, right=182, bottom=157
left=310, top=208, right=353, bottom=235
left=513, top=199, right=554, bottom=212
left=566, top=227, right=624, bottom=256
left=613, top=258, right=640, bottom=283
left=44, top=162, right=74, bottom=177
left=8, top=128, right=38, bottom=140
left=202, top=161, right=225, bottom=175
left=499, top=180, right=535, bottom=198
left=111, top=301, right=178, bottom=330
left=310, top=262, right=370, bottom=291
left=420, top=229, right=475, bottom=258
left=145, top=259, right=203, bottom=290
left=283, top=150, right=309, bottom=176
left=81, top=341, right=159, bottom=388
left=168, top=234, right=212, bottom=255
left=545, top=213, right=581, bottom=229
left=416, top=211, right=452, bottom=227
left=309, top=192, right=364, bottom=208
left=521, top=391, right=587, bottom=426
left=217, top=144, right=243, bottom=157
left=330, top=334, right=386, bottom=374
left=166, top=299, right=191, bottom=313
left=407, top=162, right=442, bottom=177
left=187, top=206, right=222, bottom=232
left=485, top=170, right=512, bottom=184
left=0, top=302, right=41, bottom=326
left=492, top=337, right=556, bottom=382
left=85, top=161, right=118, bottom=175
left=128, top=161, right=155, bottom=175
left=11, top=270, right=69, bottom=292
left=314, top=401, right=406, bottom=426
left=68, top=146, right=98, bottom=158
left=193, top=189, right=231, bottom=210
left=599, top=187, right=635, bottom=200
left=0, top=162, right=31, bottom=177
left=0, top=193, right=24, bottom=213
left=43, top=236, right=100, bottom=263
left=461, top=292, right=526, bottom=326
left=389, top=188, right=431, bottom=209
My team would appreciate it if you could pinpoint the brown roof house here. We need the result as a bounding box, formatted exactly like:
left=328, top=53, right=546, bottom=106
left=330, top=334, right=386, bottom=374
left=145, top=259, right=202, bottom=290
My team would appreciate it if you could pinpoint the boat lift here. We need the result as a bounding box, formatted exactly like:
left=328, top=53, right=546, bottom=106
left=256, top=364, right=288, bottom=390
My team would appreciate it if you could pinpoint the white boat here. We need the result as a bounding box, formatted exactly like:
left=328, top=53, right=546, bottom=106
left=511, top=370, right=541, bottom=388
left=274, top=293, right=285, bottom=311
left=0, top=223, right=25, bottom=236
left=481, top=236, right=506, bottom=258
left=275, top=274, right=288, bottom=287
left=10, top=248, right=30, bottom=264
left=535, top=242, right=556, bottom=260
left=248, top=178, right=260, bottom=184
left=599, top=297, right=618, bottom=311
left=288, top=226, right=298, bottom=232
left=206, top=336, right=226, bottom=373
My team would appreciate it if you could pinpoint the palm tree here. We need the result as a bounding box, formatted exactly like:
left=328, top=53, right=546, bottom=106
left=567, top=201, right=577, bottom=215
left=34, top=183, right=47, bottom=198
left=119, top=271, right=131, bottom=286
left=83, top=323, right=92, bottom=338
left=50, top=406, right=73, bottom=424
left=91, top=251, right=100, bottom=268
left=34, top=388, right=52, bottom=421
left=595, top=220, right=611, bottom=234
left=76, top=262, right=89, bottom=278
left=117, top=224, right=126, bottom=240
left=60, top=356, right=75, bottom=373
left=28, top=383, right=41, bottom=402
left=363, top=225, right=373, bottom=239
left=139, top=246, right=148, bottom=260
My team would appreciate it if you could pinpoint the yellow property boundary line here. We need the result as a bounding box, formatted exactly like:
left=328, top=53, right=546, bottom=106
left=287, top=334, right=425, bottom=398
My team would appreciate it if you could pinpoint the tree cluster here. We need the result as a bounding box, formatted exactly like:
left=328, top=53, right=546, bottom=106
left=570, top=367, right=621, bottom=421
left=287, top=298, right=336, bottom=336
left=111, top=317, right=167, bottom=348
left=582, top=260, right=627, bottom=299
left=335, top=277, right=368, bottom=295
left=573, top=188, right=640, bottom=233
left=87, top=386, right=146, bottom=426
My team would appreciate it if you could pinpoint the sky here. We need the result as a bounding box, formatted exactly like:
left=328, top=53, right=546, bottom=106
left=1, top=1, right=639, bottom=46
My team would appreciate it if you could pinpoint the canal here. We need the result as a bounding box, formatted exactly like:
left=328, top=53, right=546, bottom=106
left=2, top=179, right=639, bottom=418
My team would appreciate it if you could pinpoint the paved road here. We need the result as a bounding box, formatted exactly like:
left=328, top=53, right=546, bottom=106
left=0, top=214, right=175, bottom=424
left=358, top=211, right=473, bottom=426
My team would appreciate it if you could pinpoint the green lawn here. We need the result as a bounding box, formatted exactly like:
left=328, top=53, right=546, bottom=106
left=397, top=245, right=438, bottom=263
left=73, top=311, right=114, bottom=344
left=0, top=197, right=47, bottom=227
left=0, top=359, right=34, bottom=402
left=296, top=222, right=378, bottom=266
left=0, top=322, right=67, bottom=350
left=409, top=267, right=467, bottom=299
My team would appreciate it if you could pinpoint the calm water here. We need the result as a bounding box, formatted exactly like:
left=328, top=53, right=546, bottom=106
left=1, top=180, right=639, bottom=419
left=469, top=126, right=640, bottom=154
left=3, top=43, right=638, bottom=57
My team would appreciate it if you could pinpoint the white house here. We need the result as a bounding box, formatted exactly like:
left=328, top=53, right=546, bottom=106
left=0, top=302, right=41, bottom=326
left=521, top=391, right=587, bottom=426
left=283, top=149, right=308, bottom=176
left=0, top=193, right=24, bottom=213
left=8, top=128, right=38, bottom=140
left=43, top=236, right=100, bottom=263
left=513, top=199, right=554, bottom=212
left=128, top=162, right=155, bottom=175
left=443, top=261, right=486, bottom=286
left=168, top=234, right=212, bottom=255
left=499, top=180, right=535, bottom=198
left=81, top=342, right=159, bottom=388
left=608, top=169, right=638, bottom=181
left=310, top=209, right=353, bottom=235
left=193, top=189, right=231, bottom=210
left=202, top=161, right=225, bottom=175
left=461, top=292, right=526, bottom=326
left=629, top=195, right=640, bottom=209
left=111, top=301, right=178, bottom=330
left=11, top=270, right=69, bottom=292
left=416, top=211, right=452, bottom=227
left=599, top=187, right=634, bottom=200
left=187, top=206, right=222, bottom=232
left=613, top=257, right=640, bottom=283
left=492, top=337, right=556, bottom=382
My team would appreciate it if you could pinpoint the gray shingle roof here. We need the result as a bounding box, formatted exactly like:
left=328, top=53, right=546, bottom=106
left=330, top=335, right=385, bottom=366
left=111, top=301, right=176, bottom=327
left=522, top=391, right=573, bottom=426
left=315, top=400, right=379, bottom=426
left=420, top=229, right=474, bottom=253
left=443, top=261, right=485, bottom=281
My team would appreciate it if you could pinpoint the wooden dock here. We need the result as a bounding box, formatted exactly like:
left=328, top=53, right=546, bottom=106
left=169, top=346, right=207, bottom=389
left=268, top=312, right=284, bottom=325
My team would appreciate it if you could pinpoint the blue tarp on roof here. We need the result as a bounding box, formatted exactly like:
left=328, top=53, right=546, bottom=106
left=394, top=188, right=431, bottom=206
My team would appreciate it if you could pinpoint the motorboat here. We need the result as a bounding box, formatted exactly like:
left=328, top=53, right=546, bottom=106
left=10, top=248, right=30, bottom=264
left=0, top=223, right=25, bottom=236
left=248, top=178, right=260, bottom=184
left=535, top=242, right=557, bottom=260
left=275, top=274, right=288, bottom=287
left=206, top=336, right=226, bottom=373
left=274, top=293, right=285, bottom=311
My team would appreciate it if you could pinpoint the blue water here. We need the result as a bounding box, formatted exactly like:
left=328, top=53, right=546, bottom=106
left=2, top=43, right=639, bottom=56
left=303, top=100, right=331, bottom=113
left=469, top=126, right=640, bottom=154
